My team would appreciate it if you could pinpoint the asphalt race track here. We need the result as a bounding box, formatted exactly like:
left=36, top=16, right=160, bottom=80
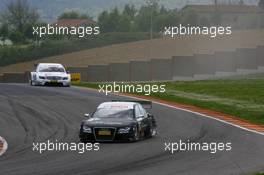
left=0, top=84, right=263, bottom=175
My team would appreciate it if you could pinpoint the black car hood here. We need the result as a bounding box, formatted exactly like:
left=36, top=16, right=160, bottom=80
left=83, top=117, right=136, bottom=127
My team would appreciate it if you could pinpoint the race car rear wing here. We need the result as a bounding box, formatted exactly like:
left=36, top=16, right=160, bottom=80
left=112, top=100, right=152, bottom=109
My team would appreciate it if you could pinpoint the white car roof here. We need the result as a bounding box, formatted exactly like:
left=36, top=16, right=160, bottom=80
left=38, top=63, right=64, bottom=67
left=98, top=102, right=137, bottom=110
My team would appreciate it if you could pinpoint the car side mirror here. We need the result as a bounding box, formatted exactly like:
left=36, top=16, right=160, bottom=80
left=84, top=113, right=90, bottom=118
left=66, top=70, right=70, bottom=74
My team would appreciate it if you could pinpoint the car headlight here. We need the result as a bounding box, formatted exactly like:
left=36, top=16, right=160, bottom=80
left=39, top=76, right=45, bottom=79
left=63, top=77, right=68, bottom=80
left=82, top=125, right=92, bottom=133
left=118, top=127, right=131, bottom=134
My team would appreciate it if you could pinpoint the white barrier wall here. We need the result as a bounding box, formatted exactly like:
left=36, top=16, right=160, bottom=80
left=235, top=48, right=258, bottom=69
left=257, top=46, right=264, bottom=66
left=150, top=59, right=173, bottom=81
left=87, top=65, right=109, bottom=82
left=130, top=61, right=151, bottom=81
left=172, top=56, right=194, bottom=78
left=109, top=63, right=130, bottom=82
left=3, top=73, right=27, bottom=83
left=193, top=54, right=216, bottom=75
left=2, top=46, right=263, bottom=83
left=0, top=75, right=3, bottom=83
left=214, top=51, right=237, bottom=72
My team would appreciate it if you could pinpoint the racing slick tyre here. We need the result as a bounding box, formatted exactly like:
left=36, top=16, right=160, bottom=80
left=145, top=126, right=157, bottom=138
left=150, top=127, right=158, bottom=137
left=30, top=80, right=36, bottom=86
left=131, top=126, right=140, bottom=142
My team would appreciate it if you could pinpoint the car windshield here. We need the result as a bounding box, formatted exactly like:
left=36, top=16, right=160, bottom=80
left=38, top=66, right=65, bottom=72
left=93, top=108, right=134, bottom=119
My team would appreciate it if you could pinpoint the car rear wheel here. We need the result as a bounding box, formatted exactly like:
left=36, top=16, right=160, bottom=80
left=145, top=126, right=157, bottom=138
left=150, top=127, right=157, bottom=137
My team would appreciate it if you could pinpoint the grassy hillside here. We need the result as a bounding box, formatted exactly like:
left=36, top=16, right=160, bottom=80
left=0, top=32, right=155, bottom=68
left=0, top=29, right=264, bottom=73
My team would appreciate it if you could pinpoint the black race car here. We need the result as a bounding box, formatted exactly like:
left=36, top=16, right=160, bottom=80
left=79, top=101, right=157, bottom=142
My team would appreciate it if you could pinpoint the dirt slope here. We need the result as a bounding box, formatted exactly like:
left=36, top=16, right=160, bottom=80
left=1, top=29, right=264, bottom=73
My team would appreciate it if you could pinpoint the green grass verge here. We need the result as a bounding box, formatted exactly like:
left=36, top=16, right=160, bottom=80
left=73, top=78, right=264, bottom=125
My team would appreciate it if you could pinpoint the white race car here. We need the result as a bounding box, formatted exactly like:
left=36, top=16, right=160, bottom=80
left=30, top=63, right=71, bottom=87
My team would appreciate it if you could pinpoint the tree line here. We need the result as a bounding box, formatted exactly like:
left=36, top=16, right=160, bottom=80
left=0, top=0, right=40, bottom=44
left=1, top=0, right=264, bottom=45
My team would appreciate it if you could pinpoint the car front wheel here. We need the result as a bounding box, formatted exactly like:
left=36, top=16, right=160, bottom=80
left=131, top=126, right=140, bottom=142
left=30, top=80, right=36, bottom=86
